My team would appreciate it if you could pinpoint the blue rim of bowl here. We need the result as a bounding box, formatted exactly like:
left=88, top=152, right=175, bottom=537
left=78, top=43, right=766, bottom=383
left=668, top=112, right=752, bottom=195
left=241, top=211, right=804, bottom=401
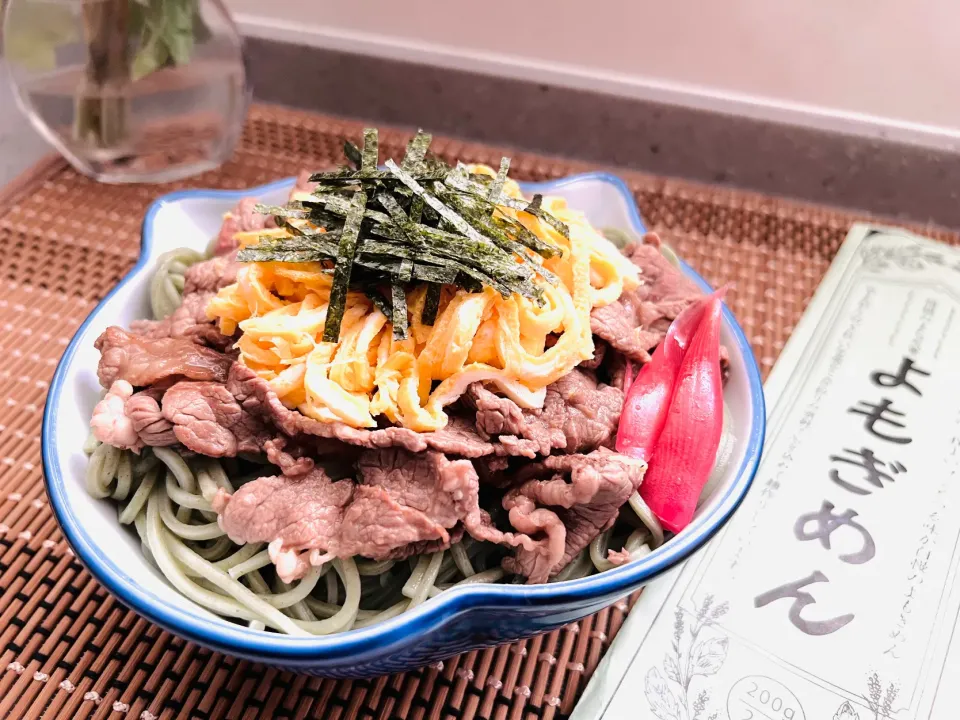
left=42, top=171, right=765, bottom=661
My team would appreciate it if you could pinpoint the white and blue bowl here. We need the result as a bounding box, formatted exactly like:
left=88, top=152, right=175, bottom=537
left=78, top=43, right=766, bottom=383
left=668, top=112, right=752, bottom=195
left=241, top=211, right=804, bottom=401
left=42, top=172, right=765, bottom=677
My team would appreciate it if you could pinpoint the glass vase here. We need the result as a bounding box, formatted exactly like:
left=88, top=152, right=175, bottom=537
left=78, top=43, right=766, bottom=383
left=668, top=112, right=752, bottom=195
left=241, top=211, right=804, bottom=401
left=3, top=0, right=250, bottom=184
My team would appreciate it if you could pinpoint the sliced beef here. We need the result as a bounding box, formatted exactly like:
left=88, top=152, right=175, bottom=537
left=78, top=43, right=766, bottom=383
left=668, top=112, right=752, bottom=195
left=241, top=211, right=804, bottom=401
left=337, top=485, right=450, bottom=562
left=381, top=527, right=465, bottom=561
left=358, top=448, right=468, bottom=529
left=98, top=378, right=316, bottom=469
left=91, top=380, right=143, bottom=451
left=126, top=388, right=176, bottom=447
left=214, top=449, right=479, bottom=582
left=544, top=370, right=623, bottom=453
left=467, top=368, right=623, bottom=458
left=579, top=341, right=607, bottom=370
left=340, top=449, right=486, bottom=561
left=95, top=327, right=233, bottom=389
left=129, top=292, right=231, bottom=349
left=353, top=448, right=558, bottom=573
left=213, top=468, right=354, bottom=547
left=425, top=415, right=499, bottom=458
left=289, top=169, right=319, bottom=198
left=502, top=449, right=646, bottom=582
left=161, top=380, right=270, bottom=457
left=591, top=232, right=702, bottom=363
left=183, top=254, right=243, bottom=295
left=213, top=446, right=559, bottom=583
left=497, top=494, right=567, bottom=583
left=228, top=364, right=495, bottom=457
left=214, top=467, right=355, bottom=582
left=211, top=198, right=276, bottom=256
left=263, top=437, right=315, bottom=477
left=468, top=383, right=560, bottom=458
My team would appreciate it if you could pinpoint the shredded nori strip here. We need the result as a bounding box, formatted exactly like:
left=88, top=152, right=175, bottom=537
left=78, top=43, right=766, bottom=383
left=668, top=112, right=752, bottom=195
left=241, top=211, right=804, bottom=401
left=447, top=167, right=570, bottom=239
left=305, top=194, right=392, bottom=225
left=384, top=159, right=489, bottom=245
left=422, top=283, right=442, bottom=326
left=511, top=194, right=569, bottom=238
left=368, top=289, right=392, bottom=318
left=322, top=190, right=367, bottom=343
left=241, top=129, right=571, bottom=341
left=307, top=169, right=447, bottom=183
left=343, top=141, right=363, bottom=170
left=409, top=195, right=424, bottom=224
left=487, top=157, right=510, bottom=206
left=376, top=194, right=421, bottom=247
left=391, top=282, right=409, bottom=339
left=401, top=130, right=432, bottom=174
left=254, top=203, right=309, bottom=219
left=361, top=128, right=379, bottom=173
left=411, top=264, right=458, bottom=284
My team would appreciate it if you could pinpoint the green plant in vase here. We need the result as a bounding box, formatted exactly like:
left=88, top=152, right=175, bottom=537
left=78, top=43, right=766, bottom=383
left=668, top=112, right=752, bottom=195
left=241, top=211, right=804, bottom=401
left=75, top=0, right=210, bottom=154
left=5, top=0, right=247, bottom=182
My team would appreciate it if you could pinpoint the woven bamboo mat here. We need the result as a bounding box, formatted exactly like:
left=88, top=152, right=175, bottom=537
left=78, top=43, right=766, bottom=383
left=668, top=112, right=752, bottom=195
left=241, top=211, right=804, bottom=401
left=1, top=104, right=958, bottom=720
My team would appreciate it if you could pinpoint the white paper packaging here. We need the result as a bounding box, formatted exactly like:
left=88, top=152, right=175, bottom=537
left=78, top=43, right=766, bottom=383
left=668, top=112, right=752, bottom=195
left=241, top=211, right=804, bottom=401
left=573, top=224, right=960, bottom=720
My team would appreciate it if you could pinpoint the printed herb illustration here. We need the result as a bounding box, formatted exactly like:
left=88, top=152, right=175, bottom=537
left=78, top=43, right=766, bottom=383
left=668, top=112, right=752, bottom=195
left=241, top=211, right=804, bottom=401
left=832, top=672, right=901, bottom=720
left=863, top=671, right=899, bottom=719
left=645, top=595, right=729, bottom=720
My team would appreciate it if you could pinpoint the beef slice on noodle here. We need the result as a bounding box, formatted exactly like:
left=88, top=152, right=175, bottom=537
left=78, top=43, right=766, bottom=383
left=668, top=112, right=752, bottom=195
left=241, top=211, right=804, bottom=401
left=213, top=446, right=561, bottom=583
left=208, top=172, right=312, bottom=258
left=125, top=387, right=176, bottom=447
left=210, top=198, right=276, bottom=257
left=351, top=449, right=562, bottom=573
left=467, top=383, right=562, bottom=458
left=290, top=169, right=319, bottom=198
left=212, top=452, right=465, bottom=582
left=227, top=364, right=495, bottom=457
left=358, top=448, right=471, bottom=528
left=90, top=380, right=144, bottom=451
left=513, top=368, right=622, bottom=455
left=336, top=485, right=451, bottom=562
left=130, top=291, right=232, bottom=350
left=182, top=253, right=243, bottom=295
left=95, top=327, right=233, bottom=389
left=263, top=436, right=315, bottom=477
left=93, top=377, right=316, bottom=473
left=590, top=232, right=702, bottom=363
left=161, top=380, right=271, bottom=457
left=213, top=468, right=355, bottom=582
left=215, top=450, right=469, bottom=582
left=502, top=449, right=646, bottom=582
left=466, top=368, right=623, bottom=458
left=340, top=449, right=488, bottom=560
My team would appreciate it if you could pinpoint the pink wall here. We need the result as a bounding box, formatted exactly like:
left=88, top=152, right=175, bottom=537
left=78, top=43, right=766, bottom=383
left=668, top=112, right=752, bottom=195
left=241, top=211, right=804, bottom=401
left=227, top=0, right=960, bottom=144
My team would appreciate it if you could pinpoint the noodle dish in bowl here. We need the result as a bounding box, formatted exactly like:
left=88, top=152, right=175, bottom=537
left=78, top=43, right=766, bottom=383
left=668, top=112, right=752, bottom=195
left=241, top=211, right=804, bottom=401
left=42, top=129, right=765, bottom=676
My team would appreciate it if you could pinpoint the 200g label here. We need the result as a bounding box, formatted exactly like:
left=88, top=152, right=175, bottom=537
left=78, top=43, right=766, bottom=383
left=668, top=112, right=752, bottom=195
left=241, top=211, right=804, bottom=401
left=727, top=676, right=805, bottom=720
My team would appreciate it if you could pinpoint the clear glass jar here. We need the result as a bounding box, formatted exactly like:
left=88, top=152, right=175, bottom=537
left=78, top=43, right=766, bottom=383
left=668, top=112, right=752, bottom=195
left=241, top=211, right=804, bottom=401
left=3, top=0, right=249, bottom=184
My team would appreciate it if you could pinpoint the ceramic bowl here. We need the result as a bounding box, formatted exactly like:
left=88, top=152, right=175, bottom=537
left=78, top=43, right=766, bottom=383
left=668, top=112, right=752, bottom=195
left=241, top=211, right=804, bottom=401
left=42, top=172, right=765, bottom=677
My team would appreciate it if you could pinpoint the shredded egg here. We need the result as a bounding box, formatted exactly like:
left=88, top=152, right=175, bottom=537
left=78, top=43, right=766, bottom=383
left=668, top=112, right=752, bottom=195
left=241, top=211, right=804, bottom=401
left=206, top=165, right=640, bottom=431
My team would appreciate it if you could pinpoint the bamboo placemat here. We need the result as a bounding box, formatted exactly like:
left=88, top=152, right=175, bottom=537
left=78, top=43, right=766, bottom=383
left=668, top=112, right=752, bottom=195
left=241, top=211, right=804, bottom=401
left=1, top=105, right=958, bottom=720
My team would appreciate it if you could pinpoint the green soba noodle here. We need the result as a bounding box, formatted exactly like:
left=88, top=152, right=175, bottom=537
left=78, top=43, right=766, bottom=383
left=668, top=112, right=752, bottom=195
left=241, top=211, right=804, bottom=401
left=85, top=247, right=685, bottom=635
left=150, top=248, right=206, bottom=320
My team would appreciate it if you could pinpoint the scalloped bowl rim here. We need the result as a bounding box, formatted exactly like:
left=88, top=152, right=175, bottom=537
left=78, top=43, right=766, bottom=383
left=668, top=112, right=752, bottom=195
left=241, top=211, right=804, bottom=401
left=42, top=171, right=765, bottom=661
